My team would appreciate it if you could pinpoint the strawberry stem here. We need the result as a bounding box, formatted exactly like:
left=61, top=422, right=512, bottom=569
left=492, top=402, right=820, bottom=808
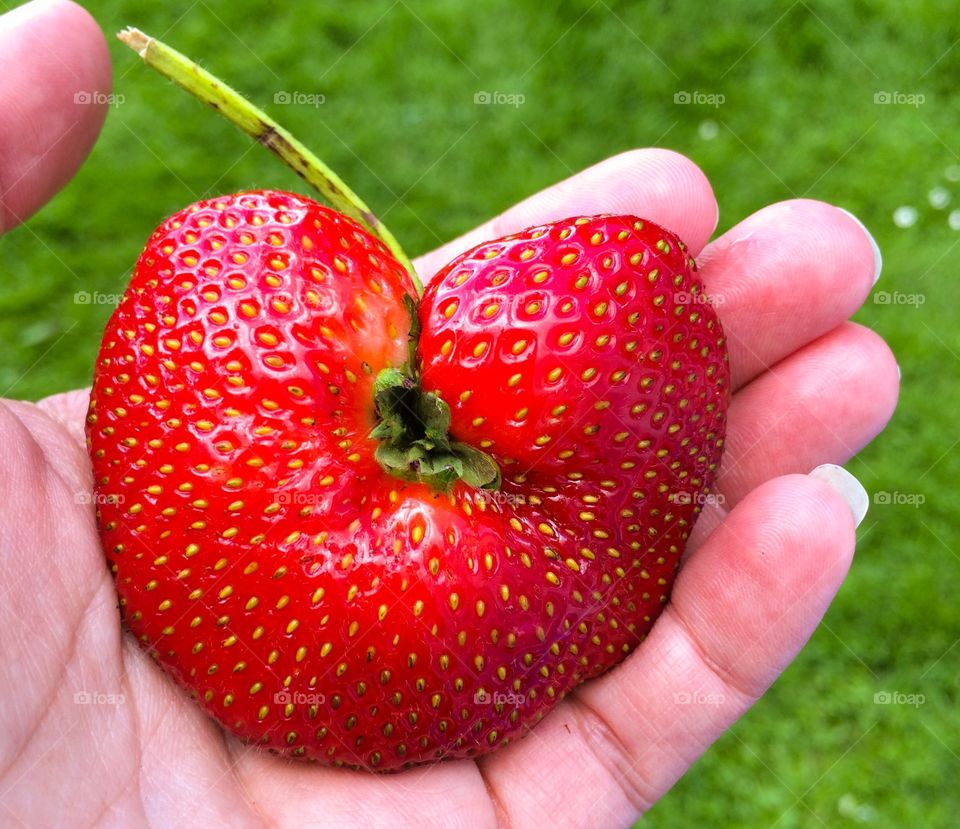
left=116, top=27, right=421, bottom=295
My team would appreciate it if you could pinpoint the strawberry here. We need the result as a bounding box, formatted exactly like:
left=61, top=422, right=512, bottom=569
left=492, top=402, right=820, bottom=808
left=87, top=190, right=729, bottom=771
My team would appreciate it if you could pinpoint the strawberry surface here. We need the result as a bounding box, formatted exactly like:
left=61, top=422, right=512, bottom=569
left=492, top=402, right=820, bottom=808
left=87, top=191, right=729, bottom=771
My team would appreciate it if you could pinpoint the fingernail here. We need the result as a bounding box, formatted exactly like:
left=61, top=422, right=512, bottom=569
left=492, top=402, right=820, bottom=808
left=809, top=464, right=869, bottom=528
left=838, top=208, right=883, bottom=285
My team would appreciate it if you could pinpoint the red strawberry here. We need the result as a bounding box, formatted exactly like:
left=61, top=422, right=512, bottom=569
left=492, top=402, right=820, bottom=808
left=87, top=190, right=729, bottom=771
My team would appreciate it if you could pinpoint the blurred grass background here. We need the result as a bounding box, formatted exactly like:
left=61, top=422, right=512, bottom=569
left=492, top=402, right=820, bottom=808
left=1, top=0, right=957, bottom=824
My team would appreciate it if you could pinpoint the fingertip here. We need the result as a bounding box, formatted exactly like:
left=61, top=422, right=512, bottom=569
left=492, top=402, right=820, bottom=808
left=836, top=207, right=882, bottom=285
left=608, top=147, right=718, bottom=251
left=0, top=0, right=112, bottom=233
left=550, top=147, right=718, bottom=254
left=680, top=472, right=858, bottom=648
left=809, top=464, right=869, bottom=529
left=35, top=387, right=91, bottom=447
left=700, top=198, right=887, bottom=387
left=716, top=321, right=900, bottom=505
left=414, top=147, right=718, bottom=282
left=746, top=472, right=858, bottom=575
left=832, top=321, right=901, bottom=440
left=749, top=199, right=878, bottom=297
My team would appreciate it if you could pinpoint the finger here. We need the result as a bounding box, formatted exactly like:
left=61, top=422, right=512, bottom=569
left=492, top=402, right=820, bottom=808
left=682, top=322, right=896, bottom=555
left=480, top=472, right=861, bottom=828
left=0, top=0, right=111, bottom=234
left=35, top=386, right=90, bottom=447
left=716, top=322, right=899, bottom=506
left=413, top=149, right=718, bottom=282
left=228, top=746, right=493, bottom=829
left=698, top=199, right=881, bottom=390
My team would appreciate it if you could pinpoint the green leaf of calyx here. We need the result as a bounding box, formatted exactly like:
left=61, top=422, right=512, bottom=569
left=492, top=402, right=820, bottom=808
left=454, top=443, right=501, bottom=490
left=369, top=345, right=501, bottom=493
left=417, top=392, right=453, bottom=445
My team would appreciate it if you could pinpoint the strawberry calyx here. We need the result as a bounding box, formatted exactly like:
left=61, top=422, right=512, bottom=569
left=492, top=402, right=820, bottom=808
left=370, top=374, right=501, bottom=492
left=370, top=297, right=500, bottom=492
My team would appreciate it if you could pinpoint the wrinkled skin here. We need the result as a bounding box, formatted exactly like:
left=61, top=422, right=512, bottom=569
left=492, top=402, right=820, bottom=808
left=0, top=2, right=898, bottom=827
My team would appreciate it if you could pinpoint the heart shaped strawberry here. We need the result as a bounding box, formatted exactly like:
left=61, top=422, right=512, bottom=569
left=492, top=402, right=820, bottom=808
left=89, top=29, right=729, bottom=771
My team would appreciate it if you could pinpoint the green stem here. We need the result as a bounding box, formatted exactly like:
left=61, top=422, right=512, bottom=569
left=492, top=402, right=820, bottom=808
left=117, top=27, right=421, bottom=295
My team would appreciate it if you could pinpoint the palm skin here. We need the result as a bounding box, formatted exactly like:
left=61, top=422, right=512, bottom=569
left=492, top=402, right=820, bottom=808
left=0, top=2, right=898, bottom=827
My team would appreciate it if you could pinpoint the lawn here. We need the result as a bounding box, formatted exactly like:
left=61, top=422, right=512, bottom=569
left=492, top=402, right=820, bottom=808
left=1, top=0, right=957, bottom=824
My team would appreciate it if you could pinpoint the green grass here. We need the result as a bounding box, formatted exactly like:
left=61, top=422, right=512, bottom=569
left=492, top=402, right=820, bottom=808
left=2, top=0, right=958, bottom=824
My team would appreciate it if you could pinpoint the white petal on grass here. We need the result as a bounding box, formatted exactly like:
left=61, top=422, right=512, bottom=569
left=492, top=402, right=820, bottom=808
left=928, top=186, right=950, bottom=209
left=893, top=206, right=918, bottom=228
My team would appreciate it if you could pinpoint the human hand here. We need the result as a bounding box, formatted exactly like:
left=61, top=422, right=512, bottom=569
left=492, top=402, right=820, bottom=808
left=0, top=2, right=898, bottom=827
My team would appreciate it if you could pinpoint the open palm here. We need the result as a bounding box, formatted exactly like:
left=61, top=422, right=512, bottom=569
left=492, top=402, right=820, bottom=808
left=0, top=3, right=898, bottom=827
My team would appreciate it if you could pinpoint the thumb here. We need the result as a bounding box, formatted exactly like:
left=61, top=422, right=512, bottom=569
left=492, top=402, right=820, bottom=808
left=0, top=0, right=111, bottom=234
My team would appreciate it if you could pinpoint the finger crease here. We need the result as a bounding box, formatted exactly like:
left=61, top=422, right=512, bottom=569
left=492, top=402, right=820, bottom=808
left=566, top=691, right=659, bottom=815
left=665, top=603, right=762, bottom=704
